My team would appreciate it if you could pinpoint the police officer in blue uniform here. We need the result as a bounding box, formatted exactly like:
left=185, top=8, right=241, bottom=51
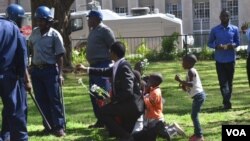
left=0, top=4, right=29, bottom=141
left=29, top=6, right=66, bottom=137
left=0, top=4, right=31, bottom=141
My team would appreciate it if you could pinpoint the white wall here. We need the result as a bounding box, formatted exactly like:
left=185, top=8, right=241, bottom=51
left=154, top=0, right=165, bottom=13
left=238, top=0, right=250, bottom=27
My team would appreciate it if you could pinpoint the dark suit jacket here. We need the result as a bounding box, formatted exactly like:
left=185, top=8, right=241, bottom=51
left=89, top=59, right=144, bottom=114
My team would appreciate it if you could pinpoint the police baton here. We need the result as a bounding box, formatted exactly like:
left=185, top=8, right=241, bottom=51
left=59, top=86, right=66, bottom=130
left=28, top=91, right=52, bottom=130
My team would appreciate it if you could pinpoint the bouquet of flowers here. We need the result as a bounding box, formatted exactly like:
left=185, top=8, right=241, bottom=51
left=90, top=84, right=110, bottom=99
left=78, top=78, right=111, bottom=106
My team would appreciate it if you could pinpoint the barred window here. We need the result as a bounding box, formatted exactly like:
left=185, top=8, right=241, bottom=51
left=167, top=4, right=182, bottom=19
left=194, top=1, right=209, bottom=19
left=221, top=0, right=238, bottom=26
left=193, top=1, right=210, bottom=32
left=114, top=7, right=128, bottom=14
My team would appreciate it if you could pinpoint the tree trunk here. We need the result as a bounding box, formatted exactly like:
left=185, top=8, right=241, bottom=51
left=30, top=0, right=75, bottom=69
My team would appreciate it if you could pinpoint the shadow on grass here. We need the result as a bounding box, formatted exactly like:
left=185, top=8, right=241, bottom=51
left=202, top=105, right=250, bottom=114
left=28, top=127, right=116, bottom=141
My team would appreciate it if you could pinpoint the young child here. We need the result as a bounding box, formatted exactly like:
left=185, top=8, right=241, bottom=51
left=175, top=54, right=206, bottom=141
left=133, top=73, right=185, bottom=141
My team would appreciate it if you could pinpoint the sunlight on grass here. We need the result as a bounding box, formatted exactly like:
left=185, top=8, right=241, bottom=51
left=0, top=60, right=249, bottom=141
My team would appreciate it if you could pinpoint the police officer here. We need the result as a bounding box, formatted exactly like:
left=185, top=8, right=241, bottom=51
left=29, top=6, right=66, bottom=137
left=86, top=10, right=115, bottom=128
left=0, top=4, right=29, bottom=141
left=0, top=4, right=31, bottom=141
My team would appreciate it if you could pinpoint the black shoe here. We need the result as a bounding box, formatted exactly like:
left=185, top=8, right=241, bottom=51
left=223, top=104, right=232, bottom=110
left=156, top=121, right=171, bottom=141
left=88, top=121, right=105, bottom=128
left=53, top=128, right=66, bottom=137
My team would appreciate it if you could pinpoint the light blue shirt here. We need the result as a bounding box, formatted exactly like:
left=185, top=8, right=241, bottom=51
left=208, top=24, right=240, bottom=63
left=29, top=27, right=65, bottom=65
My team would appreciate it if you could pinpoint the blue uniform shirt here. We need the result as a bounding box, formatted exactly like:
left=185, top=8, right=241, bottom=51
left=0, top=17, right=27, bottom=77
left=29, top=27, right=65, bottom=65
left=208, top=24, right=240, bottom=63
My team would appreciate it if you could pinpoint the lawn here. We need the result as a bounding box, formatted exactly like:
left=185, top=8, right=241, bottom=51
left=2, top=59, right=250, bottom=141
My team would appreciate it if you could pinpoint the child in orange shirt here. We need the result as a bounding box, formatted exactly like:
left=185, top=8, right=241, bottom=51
left=143, top=73, right=164, bottom=127
left=132, top=73, right=185, bottom=141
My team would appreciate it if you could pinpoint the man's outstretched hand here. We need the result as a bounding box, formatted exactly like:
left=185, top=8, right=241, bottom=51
left=75, top=64, right=88, bottom=73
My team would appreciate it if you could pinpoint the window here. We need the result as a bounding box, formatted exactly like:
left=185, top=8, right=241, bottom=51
left=114, top=7, right=128, bottom=14
left=221, top=0, right=238, bottom=26
left=167, top=4, right=182, bottom=19
left=193, top=1, right=210, bottom=31
left=194, top=2, right=209, bottom=19
left=71, top=18, right=83, bottom=32
left=193, top=0, right=210, bottom=47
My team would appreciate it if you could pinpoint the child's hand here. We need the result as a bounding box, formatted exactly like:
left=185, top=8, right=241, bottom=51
left=181, top=84, right=187, bottom=92
left=179, top=83, right=187, bottom=91
left=175, top=74, right=181, bottom=82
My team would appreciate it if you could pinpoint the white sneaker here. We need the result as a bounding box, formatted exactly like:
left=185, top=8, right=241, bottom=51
left=173, top=122, right=185, bottom=136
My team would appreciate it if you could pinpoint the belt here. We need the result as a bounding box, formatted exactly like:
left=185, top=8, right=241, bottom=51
left=32, top=64, right=56, bottom=69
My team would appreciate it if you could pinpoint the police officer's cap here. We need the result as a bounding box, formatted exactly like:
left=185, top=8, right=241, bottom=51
left=87, top=10, right=103, bottom=21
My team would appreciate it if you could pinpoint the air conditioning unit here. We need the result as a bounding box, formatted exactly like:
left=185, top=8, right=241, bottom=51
left=131, top=7, right=150, bottom=16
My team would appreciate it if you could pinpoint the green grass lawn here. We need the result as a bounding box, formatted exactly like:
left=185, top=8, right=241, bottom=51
left=2, top=59, right=250, bottom=141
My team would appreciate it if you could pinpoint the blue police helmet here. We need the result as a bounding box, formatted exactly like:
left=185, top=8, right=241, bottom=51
left=35, top=6, right=53, bottom=21
left=87, top=10, right=103, bottom=21
left=6, top=4, right=25, bottom=22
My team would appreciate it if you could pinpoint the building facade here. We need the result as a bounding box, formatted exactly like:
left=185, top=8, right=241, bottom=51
left=0, top=0, right=30, bottom=13
left=1, top=0, right=250, bottom=45
left=72, top=0, right=250, bottom=36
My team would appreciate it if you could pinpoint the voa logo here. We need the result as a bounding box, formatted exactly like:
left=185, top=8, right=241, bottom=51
left=226, top=129, right=246, bottom=136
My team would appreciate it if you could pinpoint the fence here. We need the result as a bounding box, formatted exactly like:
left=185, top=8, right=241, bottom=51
left=71, top=33, right=248, bottom=55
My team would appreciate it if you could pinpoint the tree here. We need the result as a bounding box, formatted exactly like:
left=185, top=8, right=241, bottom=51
left=30, top=0, right=75, bottom=68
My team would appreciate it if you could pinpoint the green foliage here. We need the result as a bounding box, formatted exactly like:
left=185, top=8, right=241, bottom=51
left=136, top=39, right=151, bottom=57
left=159, top=32, right=180, bottom=60
left=72, top=47, right=86, bottom=65
left=193, top=47, right=214, bottom=60
left=126, top=39, right=151, bottom=63
left=145, top=49, right=160, bottom=61
left=126, top=54, right=144, bottom=63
